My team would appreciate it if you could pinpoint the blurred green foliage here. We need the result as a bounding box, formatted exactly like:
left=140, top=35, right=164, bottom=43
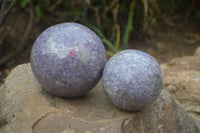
left=17, top=0, right=200, bottom=56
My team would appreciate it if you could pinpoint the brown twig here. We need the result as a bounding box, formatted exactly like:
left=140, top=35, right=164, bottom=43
left=50, top=0, right=63, bottom=11
left=102, top=0, right=117, bottom=19
left=111, top=3, right=119, bottom=41
left=87, top=2, right=101, bottom=27
left=185, top=0, right=196, bottom=21
left=0, top=1, right=34, bottom=66
left=3, top=0, right=17, bottom=21
left=0, top=0, right=17, bottom=25
left=0, top=0, right=6, bottom=25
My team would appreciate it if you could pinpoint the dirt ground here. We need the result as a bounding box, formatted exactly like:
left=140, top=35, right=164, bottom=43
left=130, top=25, right=200, bottom=63
left=0, top=9, right=200, bottom=87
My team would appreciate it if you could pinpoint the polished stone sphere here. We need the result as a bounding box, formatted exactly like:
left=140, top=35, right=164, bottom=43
left=30, top=22, right=106, bottom=97
left=102, top=50, right=162, bottom=111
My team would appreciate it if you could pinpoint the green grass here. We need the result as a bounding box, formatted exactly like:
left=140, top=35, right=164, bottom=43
left=16, top=0, right=200, bottom=56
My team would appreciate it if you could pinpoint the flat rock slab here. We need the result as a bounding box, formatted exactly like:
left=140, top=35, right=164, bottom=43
left=194, top=46, right=200, bottom=56
left=0, top=63, right=199, bottom=133
left=162, top=56, right=200, bottom=127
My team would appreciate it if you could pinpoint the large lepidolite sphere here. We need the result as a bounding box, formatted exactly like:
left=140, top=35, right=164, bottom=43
left=102, top=50, right=162, bottom=111
left=30, top=22, right=106, bottom=97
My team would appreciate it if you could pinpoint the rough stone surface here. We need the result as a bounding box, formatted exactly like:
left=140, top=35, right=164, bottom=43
left=0, top=63, right=199, bottom=133
left=30, top=22, right=106, bottom=97
left=103, top=50, right=162, bottom=111
left=194, top=46, right=200, bottom=56
left=162, top=56, right=200, bottom=127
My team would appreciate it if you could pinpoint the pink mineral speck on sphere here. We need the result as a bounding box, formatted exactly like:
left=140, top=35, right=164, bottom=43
left=68, top=49, right=76, bottom=58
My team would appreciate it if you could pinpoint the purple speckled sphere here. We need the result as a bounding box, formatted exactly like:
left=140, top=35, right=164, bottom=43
left=30, top=22, right=106, bottom=97
left=102, top=50, right=162, bottom=111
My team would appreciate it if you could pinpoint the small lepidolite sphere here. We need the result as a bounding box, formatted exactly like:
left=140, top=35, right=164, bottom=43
left=30, top=22, right=106, bottom=97
left=102, top=50, right=162, bottom=111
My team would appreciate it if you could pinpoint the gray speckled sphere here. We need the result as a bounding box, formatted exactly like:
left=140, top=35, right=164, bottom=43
left=102, top=50, right=162, bottom=111
left=30, top=22, right=106, bottom=97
